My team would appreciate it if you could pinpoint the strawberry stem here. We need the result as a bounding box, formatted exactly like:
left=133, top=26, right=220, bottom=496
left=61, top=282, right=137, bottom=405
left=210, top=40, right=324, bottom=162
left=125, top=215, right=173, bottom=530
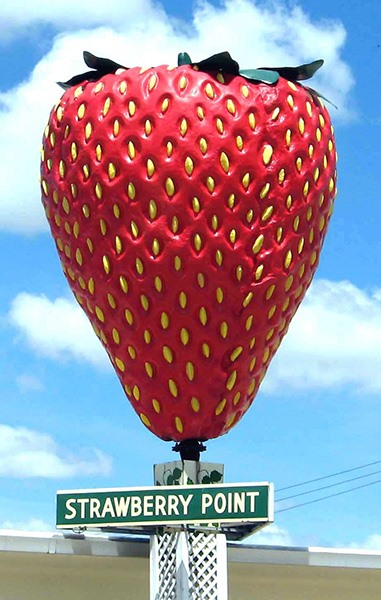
left=173, top=439, right=207, bottom=462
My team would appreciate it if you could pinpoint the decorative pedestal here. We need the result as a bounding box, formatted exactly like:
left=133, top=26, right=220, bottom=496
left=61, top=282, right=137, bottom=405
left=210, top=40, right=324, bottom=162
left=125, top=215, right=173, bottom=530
left=150, top=460, right=228, bottom=600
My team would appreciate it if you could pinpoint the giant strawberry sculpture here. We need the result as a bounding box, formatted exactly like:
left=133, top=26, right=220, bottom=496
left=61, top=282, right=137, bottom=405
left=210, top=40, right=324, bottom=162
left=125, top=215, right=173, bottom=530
left=40, top=51, right=337, bottom=447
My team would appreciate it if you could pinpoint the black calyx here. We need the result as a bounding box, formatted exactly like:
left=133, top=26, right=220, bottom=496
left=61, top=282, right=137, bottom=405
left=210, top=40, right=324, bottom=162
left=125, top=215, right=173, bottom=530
left=172, top=439, right=207, bottom=461
left=57, top=51, right=127, bottom=90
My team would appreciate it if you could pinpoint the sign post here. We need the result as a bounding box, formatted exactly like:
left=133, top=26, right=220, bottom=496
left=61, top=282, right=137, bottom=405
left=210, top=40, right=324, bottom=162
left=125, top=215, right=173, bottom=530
left=57, top=464, right=273, bottom=599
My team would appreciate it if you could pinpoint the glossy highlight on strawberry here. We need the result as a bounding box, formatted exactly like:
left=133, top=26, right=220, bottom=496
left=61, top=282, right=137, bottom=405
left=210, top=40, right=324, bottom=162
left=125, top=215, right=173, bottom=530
left=40, top=51, right=337, bottom=442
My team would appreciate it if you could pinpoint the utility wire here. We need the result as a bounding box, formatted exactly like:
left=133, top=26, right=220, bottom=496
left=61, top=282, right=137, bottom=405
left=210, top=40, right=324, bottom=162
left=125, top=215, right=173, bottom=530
left=276, top=459, right=381, bottom=493
left=276, top=468, right=381, bottom=502
left=276, top=477, right=381, bottom=513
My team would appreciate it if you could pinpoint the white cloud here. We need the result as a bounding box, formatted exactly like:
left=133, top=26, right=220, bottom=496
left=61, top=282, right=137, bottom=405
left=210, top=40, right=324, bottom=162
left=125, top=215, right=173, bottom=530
left=9, top=292, right=110, bottom=369
left=0, top=424, right=112, bottom=478
left=247, top=523, right=294, bottom=547
left=353, top=534, right=381, bottom=551
left=263, top=279, right=381, bottom=394
left=0, top=0, right=352, bottom=234
left=0, top=518, right=52, bottom=532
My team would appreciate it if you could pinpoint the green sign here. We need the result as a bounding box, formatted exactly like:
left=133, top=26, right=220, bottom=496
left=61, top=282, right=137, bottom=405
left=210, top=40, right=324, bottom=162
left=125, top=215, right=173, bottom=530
left=56, top=482, right=273, bottom=528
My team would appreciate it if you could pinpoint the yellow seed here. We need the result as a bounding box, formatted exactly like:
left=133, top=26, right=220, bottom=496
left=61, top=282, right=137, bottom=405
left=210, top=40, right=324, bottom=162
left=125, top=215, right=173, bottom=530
left=133, top=385, right=140, bottom=401
left=136, top=258, right=144, bottom=275
left=115, top=358, right=125, bottom=372
left=152, top=238, right=160, bottom=256
left=309, top=144, right=314, bottom=158
left=197, top=273, right=205, bottom=288
left=179, top=291, right=187, bottom=308
left=199, top=307, right=208, bottom=325
left=296, top=157, right=302, bottom=172
left=192, top=197, right=201, bottom=213
left=220, top=152, right=230, bottom=173
left=144, top=330, right=151, bottom=344
left=260, top=183, right=270, bottom=199
left=309, top=228, right=315, bottom=244
left=94, top=82, right=104, bottom=94
left=180, top=118, right=188, bottom=136
left=215, top=398, right=227, bottom=416
left=179, top=75, right=187, bottom=90
left=242, top=291, right=253, bottom=308
left=191, top=397, right=200, bottom=412
left=236, top=265, right=243, bottom=281
left=262, top=348, right=270, bottom=364
left=185, top=156, right=194, bottom=175
left=59, top=160, right=65, bottom=178
left=262, top=144, right=273, bottom=165
left=128, top=182, right=136, bottom=200
left=119, top=81, right=127, bottom=94
left=128, top=141, right=136, bottom=160
left=205, top=82, right=214, bottom=98
left=220, top=321, right=228, bottom=339
left=287, top=94, right=294, bottom=108
left=149, top=200, right=157, bottom=220
left=199, top=137, right=208, bottom=154
left=108, top=162, right=116, bottom=179
left=216, top=118, right=224, bottom=134
left=174, top=255, right=182, bottom=271
left=111, top=328, right=120, bottom=344
left=169, top=379, right=178, bottom=398
left=285, top=129, right=292, bottom=147
left=268, top=305, right=277, bottom=319
left=217, top=73, right=225, bottom=83
left=241, top=84, right=249, bottom=97
left=175, top=417, right=183, bottom=433
left=293, top=215, right=300, bottom=231
left=236, top=135, right=244, bottom=150
left=226, top=370, right=237, bottom=391
left=226, top=99, right=236, bottom=114
left=148, top=73, right=157, bottom=91
left=266, top=284, right=276, bottom=300
left=73, top=222, right=80, bottom=238
left=131, top=221, right=139, bottom=238
left=230, top=346, right=243, bottom=362
left=86, top=238, right=93, bottom=252
left=95, top=306, right=104, bottom=322
left=207, top=176, right=215, bottom=192
left=125, top=309, right=134, bottom=325
left=186, top=361, right=195, bottom=381
left=285, top=275, right=294, bottom=291
left=140, top=294, right=149, bottom=311
left=202, top=343, right=211, bottom=358
left=113, top=119, right=120, bottom=137
left=197, top=106, right=204, bottom=120
left=163, top=345, right=173, bottom=363
left=252, top=234, right=264, bottom=254
left=70, top=142, right=78, bottom=161
left=77, top=103, right=86, bottom=119
left=161, top=312, right=169, bottom=329
left=272, top=107, right=280, bottom=120
left=307, top=206, right=313, bottom=221
left=255, top=265, right=264, bottom=280
left=100, top=219, right=107, bottom=236
left=216, top=287, right=224, bottom=303
left=181, top=328, right=189, bottom=345
left=229, top=229, right=237, bottom=244
left=155, top=276, right=163, bottom=292
left=62, top=197, right=70, bottom=214
left=299, top=263, right=306, bottom=278
left=103, top=255, right=110, bottom=274
left=299, top=117, right=305, bottom=135
left=314, top=167, right=320, bottom=182
left=319, top=215, right=326, bottom=231
left=316, top=127, right=322, bottom=142
left=242, top=173, right=250, bottom=189
left=248, top=113, right=256, bottom=129
left=128, top=100, right=136, bottom=116
left=262, top=206, right=273, bottom=221
left=152, top=398, right=160, bottom=412
left=103, top=97, right=111, bottom=116
left=95, top=182, right=102, bottom=200
left=282, top=297, right=290, bottom=312
left=329, top=177, right=335, bottom=193
left=310, top=250, right=317, bottom=265
left=194, top=233, right=202, bottom=252
left=119, top=276, right=128, bottom=293
left=165, top=177, right=175, bottom=197
left=162, top=98, right=169, bottom=113
left=115, top=236, right=123, bottom=254
left=284, top=250, right=293, bottom=269
left=215, top=249, right=223, bottom=266
left=246, top=209, right=254, bottom=224
left=140, top=413, right=151, bottom=428
left=147, top=159, right=155, bottom=178
left=211, top=215, right=218, bottom=231
left=245, top=315, right=253, bottom=331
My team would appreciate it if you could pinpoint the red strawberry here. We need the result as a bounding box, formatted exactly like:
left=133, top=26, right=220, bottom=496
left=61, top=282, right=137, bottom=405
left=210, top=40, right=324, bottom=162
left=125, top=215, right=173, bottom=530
left=40, top=51, right=337, bottom=444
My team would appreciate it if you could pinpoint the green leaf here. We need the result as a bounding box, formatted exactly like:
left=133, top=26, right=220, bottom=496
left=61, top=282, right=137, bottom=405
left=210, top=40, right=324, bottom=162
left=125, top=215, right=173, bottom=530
left=178, top=52, right=192, bottom=66
left=202, top=475, right=211, bottom=484
left=167, top=474, right=174, bottom=485
left=187, top=477, right=194, bottom=485
left=239, top=68, right=279, bottom=84
left=173, top=467, right=183, bottom=480
left=209, top=470, right=223, bottom=483
left=194, top=51, right=239, bottom=74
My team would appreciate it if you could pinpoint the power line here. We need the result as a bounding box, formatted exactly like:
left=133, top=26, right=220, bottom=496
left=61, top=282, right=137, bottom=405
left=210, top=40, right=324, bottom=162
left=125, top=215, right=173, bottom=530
left=276, top=477, right=381, bottom=513
left=276, top=468, right=381, bottom=502
left=276, top=459, right=381, bottom=493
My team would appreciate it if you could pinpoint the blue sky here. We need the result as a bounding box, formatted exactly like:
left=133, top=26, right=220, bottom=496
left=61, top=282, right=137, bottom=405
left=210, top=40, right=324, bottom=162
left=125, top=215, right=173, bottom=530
left=0, top=0, right=380, bottom=549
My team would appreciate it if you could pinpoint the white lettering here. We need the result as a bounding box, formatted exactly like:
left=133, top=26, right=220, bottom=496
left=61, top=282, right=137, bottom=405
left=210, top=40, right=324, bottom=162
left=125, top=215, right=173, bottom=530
left=130, top=496, right=142, bottom=517
left=114, top=496, right=130, bottom=517
left=90, top=498, right=101, bottom=518
left=233, top=492, right=245, bottom=513
left=65, top=499, right=77, bottom=520
left=77, top=498, right=90, bottom=519
left=167, top=495, right=180, bottom=515
left=155, top=495, right=167, bottom=516
left=178, top=494, right=193, bottom=515
left=143, top=495, right=154, bottom=516
left=214, top=493, right=226, bottom=514
left=101, top=497, right=116, bottom=518
left=201, top=493, right=213, bottom=514
left=247, top=491, right=259, bottom=512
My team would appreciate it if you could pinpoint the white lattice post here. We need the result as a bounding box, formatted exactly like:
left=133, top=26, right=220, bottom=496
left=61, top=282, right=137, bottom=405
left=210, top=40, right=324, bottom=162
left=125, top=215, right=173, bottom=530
left=150, top=458, right=228, bottom=600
